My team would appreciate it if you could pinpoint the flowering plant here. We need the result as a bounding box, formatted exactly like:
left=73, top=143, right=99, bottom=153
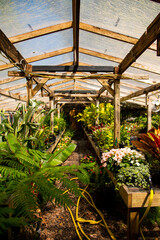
left=101, top=148, right=150, bottom=189
left=101, top=148, right=145, bottom=171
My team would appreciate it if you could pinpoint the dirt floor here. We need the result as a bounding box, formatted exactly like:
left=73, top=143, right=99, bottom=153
left=15, top=132, right=160, bottom=240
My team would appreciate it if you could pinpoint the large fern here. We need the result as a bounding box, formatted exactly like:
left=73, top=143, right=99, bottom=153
left=0, top=133, right=94, bottom=228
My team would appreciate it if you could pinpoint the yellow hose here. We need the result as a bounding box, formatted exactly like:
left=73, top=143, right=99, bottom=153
left=64, top=178, right=153, bottom=240
left=64, top=178, right=116, bottom=240
left=139, top=189, right=154, bottom=240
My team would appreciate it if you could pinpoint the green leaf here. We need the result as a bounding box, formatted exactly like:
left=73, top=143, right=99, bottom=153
left=7, top=133, right=21, bottom=153
left=45, top=143, right=76, bottom=167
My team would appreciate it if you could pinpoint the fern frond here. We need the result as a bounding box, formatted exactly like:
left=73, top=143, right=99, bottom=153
left=0, top=166, right=28, bottom=179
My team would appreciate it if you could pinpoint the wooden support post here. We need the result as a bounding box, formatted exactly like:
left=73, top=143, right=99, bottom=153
left=57, top=104, right=60, bottom=119
left=114, top=79, right=120, bottom=147
left=27, top=78, right=32, bottom=106
left=127, top=208, right=139, bottom=240
left=146, top=94, right=152, bottom=131
left=95, top=98, right=99, bottom=125
left=49, top=96, right=54, bottom=133
left=157, top=34, right=160, bottom=56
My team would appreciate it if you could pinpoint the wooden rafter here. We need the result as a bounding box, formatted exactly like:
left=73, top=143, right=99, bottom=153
left=118, top=13, right=160, bottom=74
left=120, top=82, right=160, bottom=102
left=72, top=0, right=80, bottom=65
left=0, top=47, right=73, bottom=71
left=79, top=47, right=160, bottom=76
left=0, top=29, right=28, bottom=70
left=9, top=22, right=72, bottom=44
left=79, top=22, right=156, bottom=51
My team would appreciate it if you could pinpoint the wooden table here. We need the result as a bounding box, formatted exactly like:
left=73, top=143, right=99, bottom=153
left=83, top=127, right=160, bottom=240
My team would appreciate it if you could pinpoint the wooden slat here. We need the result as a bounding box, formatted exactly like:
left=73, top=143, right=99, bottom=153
left=0, top=88, right=26, bottom=102
left=9, top=22, right=72, bottom=43
left=47, top=79, right=72, bottom=88
left=72, top=0, right=80, bottom=65
left=79, top=47, right=160, bottom=75
left=121, top=82, right=160, bottom=102
left=4, top=83, right=26, bottom=92
left=80, top=22, right=156, bottom=51
left=118, top=13, right=160, bottom=74
left=33, top=77, right=52, bottom=94
left=97, top=79, right=114, bottom=96
left=32, top=78, right=50, bottom=97
left=97, top=86, right=106, bottom=97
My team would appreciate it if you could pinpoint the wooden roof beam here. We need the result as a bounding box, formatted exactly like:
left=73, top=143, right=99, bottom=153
left=1, top=47, right=73, bottom=71
left=79, top=22, right=156, bottom=51
left=118, top=13, right=160, bottom=74
left=9, top=22, right=72, bottom=44
left=0, top=29, right=29, bottom=71
left=121, top=82, right=160, bottom=102
left=72, top=0, right=80, bottom=66
left=79, top=47, right=160, bottom=76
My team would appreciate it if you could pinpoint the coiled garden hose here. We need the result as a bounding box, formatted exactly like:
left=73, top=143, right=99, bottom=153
left=63, top=178, right=117, bottom=240
left=64, top=177, right=154, bottom=240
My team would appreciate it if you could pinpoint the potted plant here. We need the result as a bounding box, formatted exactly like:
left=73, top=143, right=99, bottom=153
left=101, top=147, right=150, bottom=190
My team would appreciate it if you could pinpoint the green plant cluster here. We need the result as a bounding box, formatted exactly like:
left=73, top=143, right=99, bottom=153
left=54, top=114, right=66, bottom=134
left=80, top=154, right=109, bottom=190
left=92, top=125, right=114, bottom=150
left=116, top=164, right=150, bottom=189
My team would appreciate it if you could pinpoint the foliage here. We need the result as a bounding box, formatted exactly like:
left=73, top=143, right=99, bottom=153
left=76, top=103, right=98, bottom=130
left=76, top=103, right=114, bottom=130
left=92, top=125, right=114, bottom=150
left=54, top=115, right=66, bottom=134
left=116, top=164, right=150, bottom=189
left=120, top=124, right=131, bottom=146
left=80, top=154, right=109, bottom=190
left=0, top=133, right=93, bottom=230
left=132, top=126, right=160, bottom=161
left=0, top=192, right=27, bottom=235
left=101, top=147, right=150, bottom=189
left=99, top=103, right=114, bottom=125
left=0, top=100, right=55, bottom=151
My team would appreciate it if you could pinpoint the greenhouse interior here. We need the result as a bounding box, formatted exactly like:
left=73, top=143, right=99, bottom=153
left=1, top=0, right=160, bottom=239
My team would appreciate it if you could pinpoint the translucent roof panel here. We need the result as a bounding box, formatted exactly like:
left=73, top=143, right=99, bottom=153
left=14, top=29, right=73, bottom=59
left=0, top=0, right=72, bottom=37
left=80, top=0, right=160, bottom=38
